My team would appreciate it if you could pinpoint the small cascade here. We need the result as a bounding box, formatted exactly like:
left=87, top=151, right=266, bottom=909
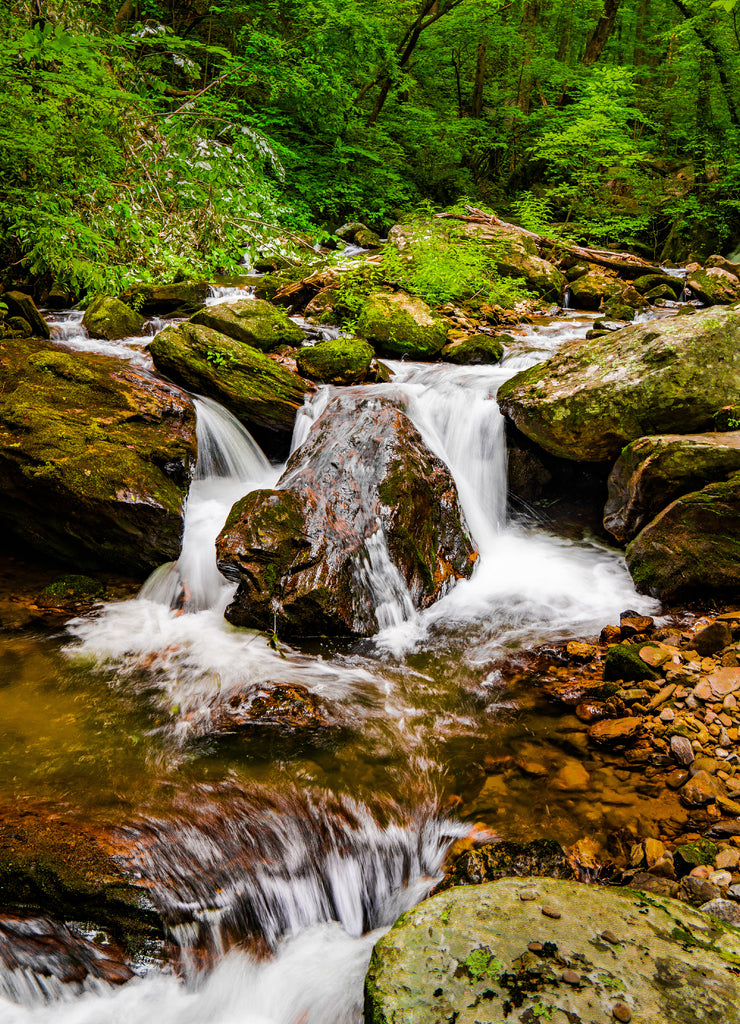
left=146, top=316, right=171, bottom=335
left=206, top=284, right=256, bottom=305
left=359, top=526, right=417, bottom=631
left=562, top=286, right=573, bottom=309
left=46, top=309, right=154, bottom=367
left=48, top=309, right=87, bottom=341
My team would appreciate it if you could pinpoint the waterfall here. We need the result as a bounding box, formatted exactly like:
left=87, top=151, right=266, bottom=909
left=206, top=284, right=256, bottom=305
left=562, top=286, right=572, bottom=309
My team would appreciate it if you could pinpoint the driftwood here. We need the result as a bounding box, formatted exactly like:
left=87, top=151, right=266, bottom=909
left=434, top=206, right=661, bottom=278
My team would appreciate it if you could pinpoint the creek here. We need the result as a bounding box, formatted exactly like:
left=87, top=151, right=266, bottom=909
left=1, top=296, right=676, bottom=1022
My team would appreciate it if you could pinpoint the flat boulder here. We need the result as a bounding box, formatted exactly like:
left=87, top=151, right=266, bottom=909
left=605, top=432, right=740, bottom=543
left=82, top=295, right=145, bottom=340
left=497, top=305, right=740, bottom=461
left=364, top=877, right=740, bottom=1024
left=0, top=337, right=196, bottom=573
left=357, top=290, right=448, bottom=359
left=119, top=280, right=210, bottom=316
left=686, top=265, right=740, bottom=305
left=626, top=471, right=740, bottom=601
left=190, top=297, right=304, bottom=351
left=217, top=393, right=476, bottom=636
left=149, top=321, right=308, bottom=435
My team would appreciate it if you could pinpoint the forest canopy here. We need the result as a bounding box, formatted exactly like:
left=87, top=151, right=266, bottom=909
left=1, top=0, right=739, bottom=293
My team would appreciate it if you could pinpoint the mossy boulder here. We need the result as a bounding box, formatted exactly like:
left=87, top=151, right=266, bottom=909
left=605, top=432, right=740, bottom=543
left=633, top=273, right=683, bottom=297
left=603, top=643, right=660, bottom=682
left=190, top=297, right=304, bottom=352
left=0, top=338, right=196, bottom=573
left=569, top=270, right=629, bottom=310
left=364, top=877, right=740, bottom=1024
left=37, top=574, right=105, bottom=610
left=441, top=335, right=503, bottom=365
left=149, top=322, right=308, bottom=435
left=0, top=291, right=50, bottom=339
left=296, top=338, right=375, bottom=384
left=438, top=839, right=573, bottom=891
left=119, top=280, right=210, bottom=316
left=82, top=295, right=145, bottom=340
left=217, top=392, right=476, bottom=636
left=497, top=305, right=740, bottom=462
left=357, top=290, right=448, bottom=360
left=686, top=266, right=740, bottom=305
left=626, top=471, right=740, bottom=601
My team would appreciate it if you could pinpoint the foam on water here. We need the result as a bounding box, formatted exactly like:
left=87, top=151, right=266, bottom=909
left=47, top=310, right=156, bottom=368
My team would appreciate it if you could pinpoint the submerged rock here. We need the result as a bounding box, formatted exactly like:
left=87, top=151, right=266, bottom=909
left=149, top=321, right=308, bottom=435
left=211, top=682, right=333, bottom=737
left=82, top=295, right=145, bottom=340
left=605, top=432, right=740, bottom=543
left=0, top=338, right=196, bottom=573
left=438, top=839, right=573, bottom=891
left=357, top=290, right=448, bottom=359
left=364, top=877, right=740, bottom=1024
left=217, top=393, right=477, bottom=636
left=296, top=337, right=375, bottom=384
left=497, top=306, right=740, bottom=462
left=190, top=297, right=304, bottom=351
left=626, top=472, right=740, bottom=601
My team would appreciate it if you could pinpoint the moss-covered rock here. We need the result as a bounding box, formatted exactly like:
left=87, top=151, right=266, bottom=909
left=149, top=322, right=308, bottom=435
left=0, top=337, right=196, bottom=573
left=190, top=297, right=304, bottom=352
left=296, top=338, right=375, bottom=384
left=438, top=839, right=573, bottom=891
left=633, top=273, right=683, bottom=296
left=603, top=643, right=660, bottom=682
left=1, top=291, right=50, bottom=339
left=569, top=270, right=629, bottom=310
left=119, top=281, right=210, bottom=316
left=605, top=432, right=740, bottom=543
left=217, top=392, right=476, bottom=636
left=82, top=295, right=145, bottom=340
left=441, top=335, right=503, bottom=365
left=357, top=290, right=448, bottom=359
left=497, top=305, right=740, bottom=462
left=686, top=266, right=740, bottom=305
left=364, top=877, right=740, bottom=1024
left=37, top=574, right=105, bottom=610
left=626, top=471, right=740, bottom=601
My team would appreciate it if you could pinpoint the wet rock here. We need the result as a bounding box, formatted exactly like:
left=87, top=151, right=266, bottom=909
left=694, top=620, right=733, bottom=656
left=37, top=574, right=105, bottom=611
left=679, top=875, right=721, bottom=906
left=190, top=298, right=304, bottom=352
left=217, top=393, right=476, bottom=636
left=119, top=280, right=210, bottom=316
left=149, top=322, right=308, bottom=436
left=673, top=838, right=719, bottom=874
left=680, top=771, right=726, bottom=808
left=82, top=295, right=145, bottom=340
left=686, top=266, right=740, bottom=305
left=437, top=839, right=573, bottom=891
left=699, top=898, right=740, bottom=926
left=0, top=291, right=50, bottom=338
left=619, top=613, right=655, bottom=637
left=364, top=877, right=740, bottom=1024
left=670, top=735, right=695, bottom=765
left=497, top=306, right=740, bottom=462
left=626, top=472, right=740, bottom=601
left=603, top=644, right=660, bottom=683
left=0, top=337, right=197, bottom=573
left=211, top=683, right=332, bottom=736
left=569, top=271, right=631, bottom=310
left=357, top=290, right=448, bottom=360
left=441, top=335, right=503, bottom=365
left=629, top=872, right=678, bottom=897
left=588, top=718, right=643, bottom=748
left=604, top=432, right=740, bottom=544
left=295, top=337, right=375, bottom=384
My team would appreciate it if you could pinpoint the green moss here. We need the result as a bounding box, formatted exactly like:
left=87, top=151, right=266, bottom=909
left=39, top=574, right=105, bottom=601
left=296, top=338, right=374, bottom=383
left=603, top=644, right=660, bottom=682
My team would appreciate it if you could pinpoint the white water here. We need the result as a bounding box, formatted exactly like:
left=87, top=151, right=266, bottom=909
left=46, top=310, right=158, bottom=368
left=206, top=284, right=256, bottom=305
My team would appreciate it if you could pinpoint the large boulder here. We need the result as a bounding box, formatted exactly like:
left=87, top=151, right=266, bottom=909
left=82, top=295, right=145, bottom=340
left=568, top=270, right=633, bottom=310
left=149, top=322, right=308, bottom=435
left=441, top=335, right=503, bottom=365
left=626, top=471, right=740, bottom=601
left=497, top=305, right=740, bottom=462
left=357, top=290, right=448, bottom=359
left=190, top=298, right=304, bottom=352
left=1, top=291, right=50, bottom=338
left=365, top=877, right=740, bottom=1024
left=0, top=337, right=196, bottom=574
left=686, top=265, right=740, bottom=305
left=216, top=393, right=477, bottom=636
left=119, top=281, right=210, bottom=316
left=605, top=432, right=740, bottom=543
left=295, top=337, right=375, bottom=384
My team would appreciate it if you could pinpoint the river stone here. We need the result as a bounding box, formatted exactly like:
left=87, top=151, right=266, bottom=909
left=357, top=290, right=448, bottom=360
left=680, top=770, right=726, bottom=807
left=633, top=273, right=683, bottom=297
left=364, top=877, right=740, bottom=1024
left=1, top=291, right=50, bottom=339
left=217, top=393, right=476, bottom=636
left=569, top=270, right=631, bottom=310
left=670, top=734, right=695, bottom=765
left=119, top=280, right=210, bottom=316
left=295, top=337, right=375, bottom=384
left=82, top=295, right=145, bottom=340
left=438, top=839, right=573, bottom=890
left=190, top=298, right=304, bottom=352
left=626, top=472, right=740, bottom=601
left=441, top=335, right=503, bottom=365
left=149, top=322, right=308, bottom=435
left=604, top=432, right=740, bottom=543
left=700, top=899, right=740, bottom=926
left=587, top=718, right=643, bottom=747
left=603, top=643, right=660, bottom=682
left=497, top=305, right=740, bottom=462
left=0, top=337, right=196, bottom=573
left=694, top=621, right=733, bottom=656
left=686, top=266, right=740, bottom=305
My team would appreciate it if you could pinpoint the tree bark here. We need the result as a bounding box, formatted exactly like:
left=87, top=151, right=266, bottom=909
left=471, top=38, right=487, bottom=117
left=668, top=0, right=740, bottom=127
left=582, top=0, right=622, bottom=66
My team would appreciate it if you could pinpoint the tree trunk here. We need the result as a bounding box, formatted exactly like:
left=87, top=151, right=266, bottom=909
left=668, top=0, right=740, bottom=127
left=471, top=38, right=487, bottom=117
left=582, top=0, right=622, bottom=66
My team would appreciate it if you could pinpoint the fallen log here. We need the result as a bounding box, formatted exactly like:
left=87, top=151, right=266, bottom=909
left=434, top=206, right=662, bottom=278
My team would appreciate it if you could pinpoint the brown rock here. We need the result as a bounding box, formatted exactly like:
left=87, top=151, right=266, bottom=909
left=709, top=667, right=740, bottom=698
left=670, top=734, right=695, bottom=765
left=620, top=615, right=655, bottom=637
left=588, top=718, right=643, bottom=748
left=613, top=1003, right=632, bottom=1022
left=600, top=625, right=622, bottom=645
left=694, top=621, right=732, bottom=655
left=575, top=701, right=607, bottom=723
left=561, top=969, right=580, bottom=985
left=566, top=641, right=598, bottom=661
left=681, top=770, right=726, bottom=807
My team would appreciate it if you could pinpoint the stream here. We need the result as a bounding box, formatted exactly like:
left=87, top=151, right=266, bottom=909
left=1, top=292, right=676, bottom=1022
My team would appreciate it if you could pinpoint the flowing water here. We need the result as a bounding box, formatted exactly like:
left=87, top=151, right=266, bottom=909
left=1, top=307, right=674, bottom=1022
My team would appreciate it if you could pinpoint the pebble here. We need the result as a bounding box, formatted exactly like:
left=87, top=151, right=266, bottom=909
left=601, top=929, right=621, bottom=944
left=561, top=969, right=580, bottom=986
left=659, top=708, right=675, bottom=723
left=670, top=734, right=695, bottom=765
left=527, top=942, right=543, bottom=953
left=542, top=905, right=561, bottom=919
left=613, top=1003, right=632, bottom=1023
left=519, top=889, right=537, bottom=901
